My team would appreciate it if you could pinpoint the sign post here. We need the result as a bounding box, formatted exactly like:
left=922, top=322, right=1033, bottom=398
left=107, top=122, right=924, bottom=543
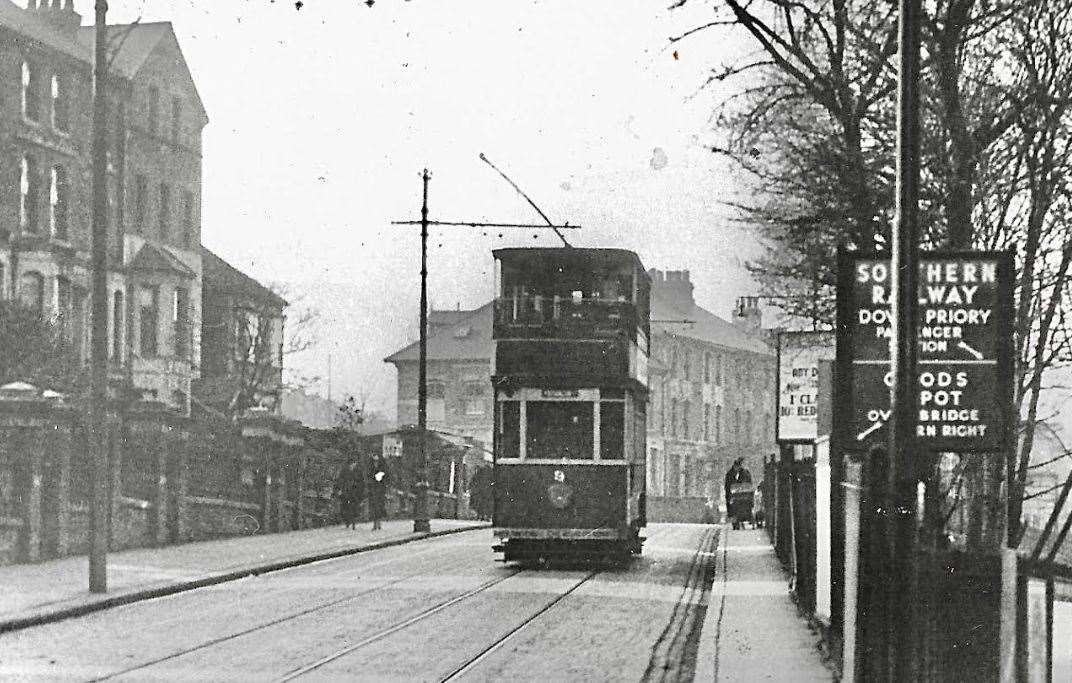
left=837, top=250, right=1014, bottom=680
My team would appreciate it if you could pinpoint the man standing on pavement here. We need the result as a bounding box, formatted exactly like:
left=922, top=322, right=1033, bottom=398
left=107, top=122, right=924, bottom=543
left=335, top=459, right=364, bottom=530
left=368, top=454, right=389, bottom=530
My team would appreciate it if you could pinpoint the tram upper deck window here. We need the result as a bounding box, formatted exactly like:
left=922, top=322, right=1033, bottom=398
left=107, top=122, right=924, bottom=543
left=527, top=401, right=594, bottom=460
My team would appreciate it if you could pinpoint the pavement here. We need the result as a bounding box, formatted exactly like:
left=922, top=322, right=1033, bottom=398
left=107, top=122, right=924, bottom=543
left=0, top=518, right=487, bottom=634
left=695, top=525, right=835, bottom=681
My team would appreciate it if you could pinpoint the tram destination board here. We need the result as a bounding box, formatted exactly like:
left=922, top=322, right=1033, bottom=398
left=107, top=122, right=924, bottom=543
left=840, top=251, right=1013, bottom=452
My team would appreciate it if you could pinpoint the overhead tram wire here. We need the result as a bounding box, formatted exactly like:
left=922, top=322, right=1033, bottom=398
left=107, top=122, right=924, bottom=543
left=391, top=221, right=579, bottom=230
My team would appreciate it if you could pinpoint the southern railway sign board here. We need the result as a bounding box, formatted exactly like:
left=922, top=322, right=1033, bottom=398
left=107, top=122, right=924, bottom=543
left=837, top=251, right=1014, bottom=452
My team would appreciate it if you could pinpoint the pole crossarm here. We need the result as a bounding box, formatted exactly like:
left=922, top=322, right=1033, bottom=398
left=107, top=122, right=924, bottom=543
left=391, top=220, right=579, bottom=229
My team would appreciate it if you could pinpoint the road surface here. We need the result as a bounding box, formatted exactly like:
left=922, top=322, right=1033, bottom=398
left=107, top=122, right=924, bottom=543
left=0, top=523, right=718, bottom=682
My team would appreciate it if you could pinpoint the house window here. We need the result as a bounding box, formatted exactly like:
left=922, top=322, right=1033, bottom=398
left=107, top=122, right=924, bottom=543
left=703, top=404, right=710, bottom=441
left=148, top=85, right=159, bottom=136
left=0, top=263, right=5, bottom=299
left=51, top=74, right=69, bottom=132
left=715, top=405, right=722, bottom=443
left=171, top=97, right=181, bottom=146
left=134, top=174, right=148, bottom=230
left=682, top=400, right=690, bottom=439
left=716, top=354, right=723, bottom=385
left=21, top=61, right=40, bottom=121
left=463, top=380, right=486, bottom=416
left=138, top=285, right=159, bottom=356
left=173, top=287, right=189, bottom=359
left=159, top=183, right=170, bottom=237
left=427, top=380, right=446, bottom=422
left=683, top=351, right=691, bottom=381
left=20, top=156, right=39, bottom=233
left=734, top=408, right=741, bottom=443
left=111, top=291, right=124, bottom=359
left=18, top=272, right=44, bottom=314
left=49, top=166, right=68, bottom=240
left=234, top=309, right=257, bottom=362
left=670, top=398, right=678, bottom=438
left=704, top=352, right=711, bottom=384
left=56, top=276, right=72, bottom=333
left=182, top=191, right=194, bottom=247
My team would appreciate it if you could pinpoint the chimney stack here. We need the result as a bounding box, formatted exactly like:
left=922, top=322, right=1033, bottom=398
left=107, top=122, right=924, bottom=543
left=31, top=0, right=82, bottom=35
left=649, top=268, right=695, bottom=311
left=733, top=296, right=763, bottom=331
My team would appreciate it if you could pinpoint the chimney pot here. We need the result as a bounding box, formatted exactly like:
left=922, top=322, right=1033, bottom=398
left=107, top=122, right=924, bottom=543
left=683, top=270, right=690, bottom=282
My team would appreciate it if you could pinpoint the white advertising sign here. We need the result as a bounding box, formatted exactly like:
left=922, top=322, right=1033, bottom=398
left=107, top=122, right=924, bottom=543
left=778, top=331, right=835, bottom=442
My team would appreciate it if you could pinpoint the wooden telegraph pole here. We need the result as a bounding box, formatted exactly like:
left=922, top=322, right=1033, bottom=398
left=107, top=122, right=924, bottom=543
left=392, top=158, right=577, bottom=533
left=88, top=0, right=110, bottom=593
left=887, top=0, right=923, bottom=677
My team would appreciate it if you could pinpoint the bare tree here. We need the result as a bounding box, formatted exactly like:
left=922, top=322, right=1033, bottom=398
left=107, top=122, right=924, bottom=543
left=195, top=283, right=320, bottom=419
left=672, top=0, right=1072, bottom=542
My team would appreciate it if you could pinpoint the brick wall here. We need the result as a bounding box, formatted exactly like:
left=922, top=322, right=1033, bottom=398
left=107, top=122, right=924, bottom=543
left=0, top=394, right=467, bottom=566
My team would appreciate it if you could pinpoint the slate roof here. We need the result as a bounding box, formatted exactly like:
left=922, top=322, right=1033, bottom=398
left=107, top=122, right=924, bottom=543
left=1, top=4, right=205, bottom=118
left=429, top=310, right=473, bottom=329
left=201, top=247, right=287, bottom=309
left=651, top=287, right=772, bottom=356
left=129, top=242, right=196, bottom=279
left=384, top=302, right=494, bottom=364
left=0, top=1, right=90, bottom=62
left=75, top=21, right=171, bottom=78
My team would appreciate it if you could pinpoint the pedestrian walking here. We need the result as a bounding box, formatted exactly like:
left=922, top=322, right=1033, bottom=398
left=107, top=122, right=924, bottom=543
left=368, top=454, right=389, bottom=530
left=724, top=457, right=754, bottom=529
left=335, top=459, right=365, bottom=530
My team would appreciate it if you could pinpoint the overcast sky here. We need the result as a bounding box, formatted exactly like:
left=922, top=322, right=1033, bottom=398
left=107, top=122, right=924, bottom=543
left=97, top=0, right=760, bottom=418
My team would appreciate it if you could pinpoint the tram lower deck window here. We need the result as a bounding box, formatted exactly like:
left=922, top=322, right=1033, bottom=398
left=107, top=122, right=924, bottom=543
left=498, top=401, right=520, bottom=459
left=527, top=401, right=593, bottom=460
left=600, top=402, right=624, bottom=460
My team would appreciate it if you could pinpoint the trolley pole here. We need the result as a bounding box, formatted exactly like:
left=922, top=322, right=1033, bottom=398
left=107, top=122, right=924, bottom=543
left=887, top=0, right=922, bottom=677
left=88, top=0, right=110, bottom=593
left=414, top=169, right=431, bottom=534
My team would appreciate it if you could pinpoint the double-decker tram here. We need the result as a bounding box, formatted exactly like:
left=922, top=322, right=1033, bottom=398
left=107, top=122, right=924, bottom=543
left=490, top=248, right=650, bottom=564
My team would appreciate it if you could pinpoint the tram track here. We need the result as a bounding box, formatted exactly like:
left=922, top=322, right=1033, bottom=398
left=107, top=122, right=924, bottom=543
left=88, top=539, right=488, bottom=682
left=275, top=567, right=529, bottom=682
left=84, top=525, right=716, bottom=682
left=436, top=569, right=600, bottom=682
left=275, top=525, right=683, bottom=681
left=641, top=526, right=720, bottom=683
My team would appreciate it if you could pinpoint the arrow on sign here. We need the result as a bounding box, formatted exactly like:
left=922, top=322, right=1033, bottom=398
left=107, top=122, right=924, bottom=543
left=857, top=421, right=884, bottom=441
left=958, top=341, right=984, bottom=360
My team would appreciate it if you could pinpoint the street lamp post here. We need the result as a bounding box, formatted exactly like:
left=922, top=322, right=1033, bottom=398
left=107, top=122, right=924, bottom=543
left=88, top=0, right=110, bottom=594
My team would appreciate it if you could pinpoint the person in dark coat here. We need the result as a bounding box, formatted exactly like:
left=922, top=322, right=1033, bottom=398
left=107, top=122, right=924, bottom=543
left=469, top=466, right=493, bottom=521
left=724, top=457, right=753, bottom=529
left=367, top=454, right=389, bottom=530
left=336, top=459, right=365, bottom=530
